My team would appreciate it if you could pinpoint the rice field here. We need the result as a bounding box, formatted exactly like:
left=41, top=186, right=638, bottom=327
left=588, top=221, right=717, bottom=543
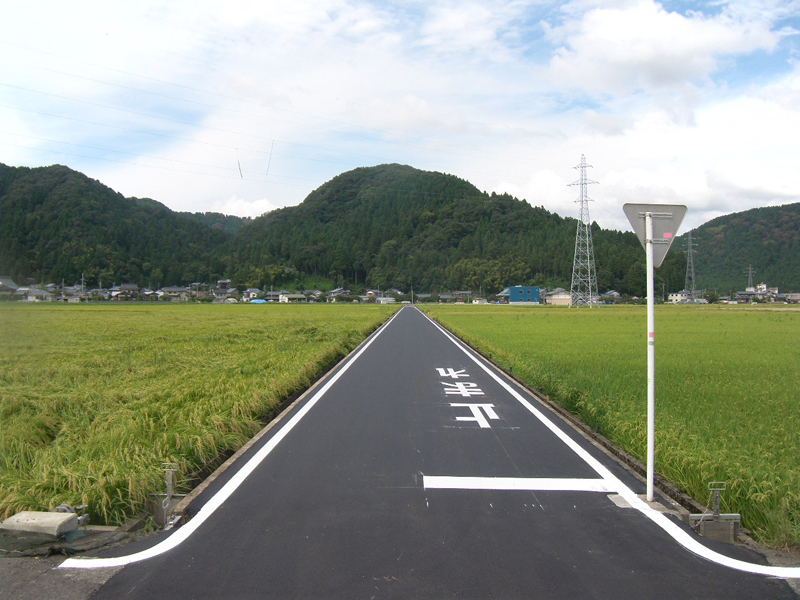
left=423, top=304, right=800, bottom=549
left=0, top=303, right=396, bottom=525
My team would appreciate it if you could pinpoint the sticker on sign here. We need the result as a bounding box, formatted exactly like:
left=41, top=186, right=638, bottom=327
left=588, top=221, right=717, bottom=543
left=623, top=204, right=687, bottom=268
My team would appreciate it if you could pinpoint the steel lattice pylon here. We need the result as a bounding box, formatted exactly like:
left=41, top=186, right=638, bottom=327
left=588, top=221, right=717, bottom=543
left=569, top=155, right=598, bottom=307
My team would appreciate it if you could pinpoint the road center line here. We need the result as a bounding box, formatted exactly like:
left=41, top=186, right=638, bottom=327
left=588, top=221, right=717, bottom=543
left=424, top=476, right=614, bottom=493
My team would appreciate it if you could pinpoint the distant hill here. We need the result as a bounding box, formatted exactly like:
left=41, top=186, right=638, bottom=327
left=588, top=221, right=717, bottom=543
left=179, top=211, right=250, bottom=236
left=0, top=164, right=234, bottom=287
left=678, top=203, right=800, bottom=293
left=229, top=163, right=672, bottom=294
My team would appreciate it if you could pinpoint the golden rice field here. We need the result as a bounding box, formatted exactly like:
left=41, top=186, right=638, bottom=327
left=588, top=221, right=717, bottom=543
left=0, top=303, right=396, bottom=525
left=423, top=304, right=800, bottom=549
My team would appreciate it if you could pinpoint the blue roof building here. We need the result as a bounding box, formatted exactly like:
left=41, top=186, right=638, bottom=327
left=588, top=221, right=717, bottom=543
left=498, top=286, right=541, bottom=304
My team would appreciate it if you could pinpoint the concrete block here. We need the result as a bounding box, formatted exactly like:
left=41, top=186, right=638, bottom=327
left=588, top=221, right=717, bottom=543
left=697, top=519, right=738, bottom=543
left=0, top=511, right=78, bottom=537
left=689, top=514, right=741, bottom=544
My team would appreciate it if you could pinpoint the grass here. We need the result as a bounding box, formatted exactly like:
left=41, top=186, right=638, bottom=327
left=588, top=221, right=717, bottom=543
left=0, top=302, right=396, bottom=525
left=422, top=304, right=800, bottom=549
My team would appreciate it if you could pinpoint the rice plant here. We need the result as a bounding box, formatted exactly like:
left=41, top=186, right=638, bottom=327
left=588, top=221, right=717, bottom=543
left=0, top=303, right=395, bottom=525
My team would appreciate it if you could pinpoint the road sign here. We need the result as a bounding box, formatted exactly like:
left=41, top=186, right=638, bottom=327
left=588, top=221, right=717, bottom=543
left=623, top=204, right=687, bottom=267
left=623, top=203, right=687, bottom=502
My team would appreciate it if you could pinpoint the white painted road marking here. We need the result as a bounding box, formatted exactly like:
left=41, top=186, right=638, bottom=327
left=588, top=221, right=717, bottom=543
left=442, top=381, right=484, bottom=397
left=450, top=403, right=499, bottom=428
left=424, top=476, right=614, bottom=493
left=436, top=367, right=469, bottom=378
left=421, top=310, right=800, bottom=579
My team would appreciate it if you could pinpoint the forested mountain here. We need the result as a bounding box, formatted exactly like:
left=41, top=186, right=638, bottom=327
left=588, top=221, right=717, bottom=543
left=230, top=164, right=682, bottom=295
left=0, top=164, right=233, bottom=287
left=179, top=211, right=250, bottom=235
left=678, top=203, right=800, bottom=293
left=9, top=161, right=796, bottom=296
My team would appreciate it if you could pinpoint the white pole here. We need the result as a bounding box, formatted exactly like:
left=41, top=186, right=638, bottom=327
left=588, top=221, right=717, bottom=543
left=645, top=212, right=655, bottom=502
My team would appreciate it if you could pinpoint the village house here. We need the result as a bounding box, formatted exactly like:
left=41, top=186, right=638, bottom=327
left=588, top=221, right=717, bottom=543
left=545, top=288, right=571, bottom=306
left=159, top=286, right=191, bottom=302
left=279, top=293, right=307, bottom=303
left=243, top=288, right=262, bottom=301
left=498, top=286, right=541, bottom=304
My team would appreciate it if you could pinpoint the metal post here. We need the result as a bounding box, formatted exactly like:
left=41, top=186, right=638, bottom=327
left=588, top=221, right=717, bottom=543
left=645, top=212, right=655, bottom=502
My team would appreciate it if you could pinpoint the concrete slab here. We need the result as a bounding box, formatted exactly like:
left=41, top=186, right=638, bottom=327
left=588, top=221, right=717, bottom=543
left=0, top=512, right=77, bottom=537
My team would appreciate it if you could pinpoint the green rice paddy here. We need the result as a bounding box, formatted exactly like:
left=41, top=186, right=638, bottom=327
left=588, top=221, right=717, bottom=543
left=423, top=304, right=800, bottom=549
left=0, top=303, right=395, bottom=526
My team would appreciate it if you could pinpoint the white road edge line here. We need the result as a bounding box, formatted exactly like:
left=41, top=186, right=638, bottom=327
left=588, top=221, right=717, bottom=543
left=420, top=308, right=800, bottom=579
left=60, top=308, right=404, bottom=570
left=424, top=476, right=614, bottom=492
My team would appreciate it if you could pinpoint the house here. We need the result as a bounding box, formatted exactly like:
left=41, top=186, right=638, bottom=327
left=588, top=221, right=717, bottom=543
left=303, top=290, right=324, bottom=301
left=668, top=291, right=689, bottom=303
left=784, top=292, right=800, bottom=304
left=115, top=284, right=140, bottom=301
left=498, top=286, right=540, bottom=305
left=376, top=297, right=395, bottom=304
left=327, top=288, right=351, bottom=302
left=264, top=291, right=282, bottom=302
left=243, top=288, right=262, bottom=301
left=159, top=286, right=191, bottom=302
left=545, top=288, right=571, bottom=306
left=279, top=293, right=308, bottom=303
left=213, top=279, right=235, bottom=301
left=14, top=286, right=54, bottom=302
left=472, top=298, right=489, bottom=305
left=384, top=288, right=404, bottom=296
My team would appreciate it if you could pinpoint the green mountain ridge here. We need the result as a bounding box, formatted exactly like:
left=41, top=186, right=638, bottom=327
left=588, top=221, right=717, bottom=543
left=679, top=204, right=800, bottom=293
left=229, top=164, right=665, bottom=294
left=1, top=162, right=796, bottom=294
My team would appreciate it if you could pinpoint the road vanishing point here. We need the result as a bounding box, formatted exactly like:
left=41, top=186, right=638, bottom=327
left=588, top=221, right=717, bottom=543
left=62, top=307, right=798, bottom=599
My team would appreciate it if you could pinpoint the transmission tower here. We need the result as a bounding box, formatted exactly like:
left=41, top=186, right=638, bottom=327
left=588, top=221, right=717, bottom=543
left=569, top=154, right=598, bottom=307
left=684, top=231, right=697, bottom=301
left=745, top=264, right=756, bottom=290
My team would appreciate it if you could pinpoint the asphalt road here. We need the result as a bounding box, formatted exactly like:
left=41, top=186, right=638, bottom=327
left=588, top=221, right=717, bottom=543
left=74, top=306, right=796, bottom=599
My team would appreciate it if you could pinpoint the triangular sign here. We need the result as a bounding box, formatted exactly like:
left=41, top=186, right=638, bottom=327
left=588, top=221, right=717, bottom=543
left=623, top=203, right=687, bottom=268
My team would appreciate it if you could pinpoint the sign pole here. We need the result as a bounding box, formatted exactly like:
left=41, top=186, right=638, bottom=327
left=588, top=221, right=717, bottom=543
left=645, top=213, right=655, bottom=502
left=623, top=203, right=687, bottom=505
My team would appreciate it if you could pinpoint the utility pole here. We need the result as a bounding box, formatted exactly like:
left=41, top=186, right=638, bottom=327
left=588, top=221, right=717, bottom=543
left=569, top=155, right=598, bottom=307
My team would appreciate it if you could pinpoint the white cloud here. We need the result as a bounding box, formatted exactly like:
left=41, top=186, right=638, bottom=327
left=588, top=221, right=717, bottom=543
left=212, top=195, right=277, bottom=218
left=546, top=1, right=779, bottom=94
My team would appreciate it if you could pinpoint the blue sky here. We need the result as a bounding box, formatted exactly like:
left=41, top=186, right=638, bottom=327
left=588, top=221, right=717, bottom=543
left=2, top=0, right=800, bottom=231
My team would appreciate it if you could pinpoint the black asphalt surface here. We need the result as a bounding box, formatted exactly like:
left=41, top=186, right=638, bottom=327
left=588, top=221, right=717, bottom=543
left=89, top=307, right=796, bottom=599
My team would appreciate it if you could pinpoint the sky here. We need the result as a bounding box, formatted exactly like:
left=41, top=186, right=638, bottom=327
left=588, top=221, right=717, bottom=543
left=2, top=0, right=800, bottom=232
